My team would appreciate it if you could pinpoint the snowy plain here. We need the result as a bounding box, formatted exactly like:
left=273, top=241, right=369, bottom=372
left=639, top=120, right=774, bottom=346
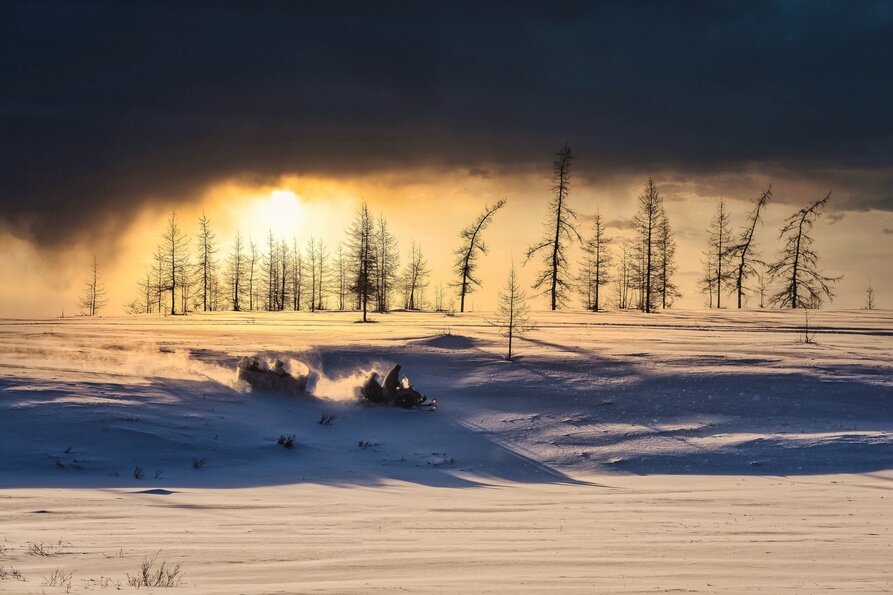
left=0, top=309, right=891, bottom=593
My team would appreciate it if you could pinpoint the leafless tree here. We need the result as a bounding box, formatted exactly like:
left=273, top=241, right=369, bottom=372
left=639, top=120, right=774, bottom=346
left=728, top=187, right=771, bottom=308
left=335, top=242, right=347, bottom=311
left=315, top=239, right=328, bottom=310
left=767, top=193, right=840, bottom=309
left=433, top=282, right=445, bottom=312
left=291, top=239, right=304, bottom=311
left=179, top=252, right=195, bottom=314
left=631, top=178, right=665, bottom=313
left=78, top=255, right=108, bottom=316
left=755, top=266, right=768, bottom=309
left=578, top=211, right=611, bottom=311
left=247, top=240, right=258, bottom=311
left=152, top=249, right=165, bottom=313
left=263, top=231, right=275, bottom=310
left=402, top=242, right=430, bottom=310
left=226, top=232, right=245, bottom=311
left=491, top=262, right=533, bottom=361
left=373, top=215, right=399, bottom=312
left=136, top=268, right=154, bottom=314
left=278, top=239, right=290, bottom=311
left=526, top=146, right=581, bottom=310
left=196, top=213, right=217, bottom=311
left=306, top=237, right=327, bottom=311
left=698, top=254, right=716, bottom=308
left=306, top=237, right=318, bottom=312
left=655, top=214, right=680, bottom=309
left=454, top=198, right=506, bottom=312
left=347, top=201, right=377, bottom=322
left=704, top=198, right=734, bottom=309
left=614, top=241, right=632, bottom=310
left=161, top=212, right=190, bottom=315
left=865, top=280, right=876, bottom=310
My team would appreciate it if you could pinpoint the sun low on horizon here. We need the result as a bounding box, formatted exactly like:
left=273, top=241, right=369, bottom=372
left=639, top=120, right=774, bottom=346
left=259, top=189, right=305, bottom=237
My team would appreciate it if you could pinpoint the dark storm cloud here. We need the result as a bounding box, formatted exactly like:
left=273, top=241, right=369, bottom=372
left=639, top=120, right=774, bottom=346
left=2, top=1, right=893, bottom=245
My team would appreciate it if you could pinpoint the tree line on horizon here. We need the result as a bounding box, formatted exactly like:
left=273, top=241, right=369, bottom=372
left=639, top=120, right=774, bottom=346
left=75, top=146, right=855, bottom=317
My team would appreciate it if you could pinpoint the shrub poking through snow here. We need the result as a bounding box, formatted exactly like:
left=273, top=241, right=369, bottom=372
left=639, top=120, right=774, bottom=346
left=126, top=552, right=182, bottom=588
left=0, top=564, right=25, bottom=581
left=132, top=466, right=144, bottom=480
left=191, top=457, right=207, bottom=470
left=42, top=567, right=74, bottom=590
left=318, top=413, right=336, bottom=426
left=27, top=540, right=66, bottom=556
left=277, top=434, right=296, bottom=449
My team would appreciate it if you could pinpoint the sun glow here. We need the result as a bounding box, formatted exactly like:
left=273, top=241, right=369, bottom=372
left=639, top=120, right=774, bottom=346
left=260, top=190, right=304, bottom=236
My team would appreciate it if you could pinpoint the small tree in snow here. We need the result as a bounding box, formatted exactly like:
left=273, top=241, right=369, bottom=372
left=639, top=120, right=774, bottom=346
left=79, top=255, right=108, bottom=316
left=865, top=280, right=876, bottom=310
left=491, top=262, right=533, bottom=361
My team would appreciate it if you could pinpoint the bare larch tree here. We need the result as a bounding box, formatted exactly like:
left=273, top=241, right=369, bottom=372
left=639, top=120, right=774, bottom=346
left=79, top=255, right=108, bottom=316
left=704, top=198, right=734, bottom=309
left=579, top=211, right=611, bottom=311
left=247, top=240, right=258, bottom=311
left=306, top=237, right=318, bottom=312
left=335, top=243, right=347, bottom=311
left=768, top=193, right=840, bottom=308
left=865, top=280, right=876, bottom=310
left=227, top=231, right=245, bottom=311
left=614, top=241, right=632, bottom=309
left=161, top=212, right=189, bottom=315
left=306, top=237, right=327, bottom=311
left=728, top=187, right=771, bottom=308
left=453, top=198, right=506, bottom=312
left=196, top=213, right=217, bottom=311
left=264, top=230, right=277, bottom=311
left=402, top=242, right=430, bottom=310
left=375, top=215, right=400, bottom=312
left=491, top=262, right=533, bottom=361
left=277, top=239, right=290, bottom=311
left=655, top=214, right=680, bottom=309
left=291, top=239, right=303, bottom=311
left=348, top=201, right=377, bottom=322
left=526, top=146, right=581, bottom=310
left=631, top=178, right=665, bottom=313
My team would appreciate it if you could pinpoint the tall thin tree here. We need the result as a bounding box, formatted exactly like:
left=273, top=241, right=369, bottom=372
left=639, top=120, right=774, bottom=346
left=655, top=214, right=680, bottom=309
left=631, top=178, right=664, bottom=313
left=454, top=198, right=506, bottom=312
left=348, top=201, right=377, bottom=322
left=768, top=193, right=840, bottom=308
left=704, top=198, right=734, bottom=309
left=79, top=255, right=108, bottom=316
left=375, top=215, right=400, bottom=312
left=227, top=232, right=245, bottom=311
left=247, top=240, right=258, bottom=311
left=196, top=213, right=217, bottom=311
left=579, top=211, right=611, bottom=311
left=526, top=146, right=581, bottom=310
left=161, top=212, right=189, bottom=315
left=402, top=242, right=430, bottom=310
left=728, top=188, right=771, bottom=308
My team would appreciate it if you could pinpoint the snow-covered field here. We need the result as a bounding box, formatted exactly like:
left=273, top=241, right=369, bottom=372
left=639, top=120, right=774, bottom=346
left=1, top=310, right=891, bottom=593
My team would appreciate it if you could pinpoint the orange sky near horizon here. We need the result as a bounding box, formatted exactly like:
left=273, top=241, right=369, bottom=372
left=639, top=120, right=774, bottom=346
left=1, top=167, right=891, bottom=318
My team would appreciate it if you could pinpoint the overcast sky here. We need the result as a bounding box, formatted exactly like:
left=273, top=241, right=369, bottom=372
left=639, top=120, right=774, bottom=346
left=2, top=1, right=892, bottom=314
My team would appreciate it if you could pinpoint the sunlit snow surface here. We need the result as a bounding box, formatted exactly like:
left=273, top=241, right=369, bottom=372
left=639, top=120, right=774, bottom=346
left=0, top=310, right=891, bottom=593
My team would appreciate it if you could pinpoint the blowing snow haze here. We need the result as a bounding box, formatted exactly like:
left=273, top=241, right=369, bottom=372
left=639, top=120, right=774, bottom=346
left=1, top=1, right=892, bottom=315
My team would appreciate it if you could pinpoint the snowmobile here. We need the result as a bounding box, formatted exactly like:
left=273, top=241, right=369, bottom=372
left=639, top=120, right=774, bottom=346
left=237, top=356, right=312, bottom=396
left=359, top=364, right=436, bottom=411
